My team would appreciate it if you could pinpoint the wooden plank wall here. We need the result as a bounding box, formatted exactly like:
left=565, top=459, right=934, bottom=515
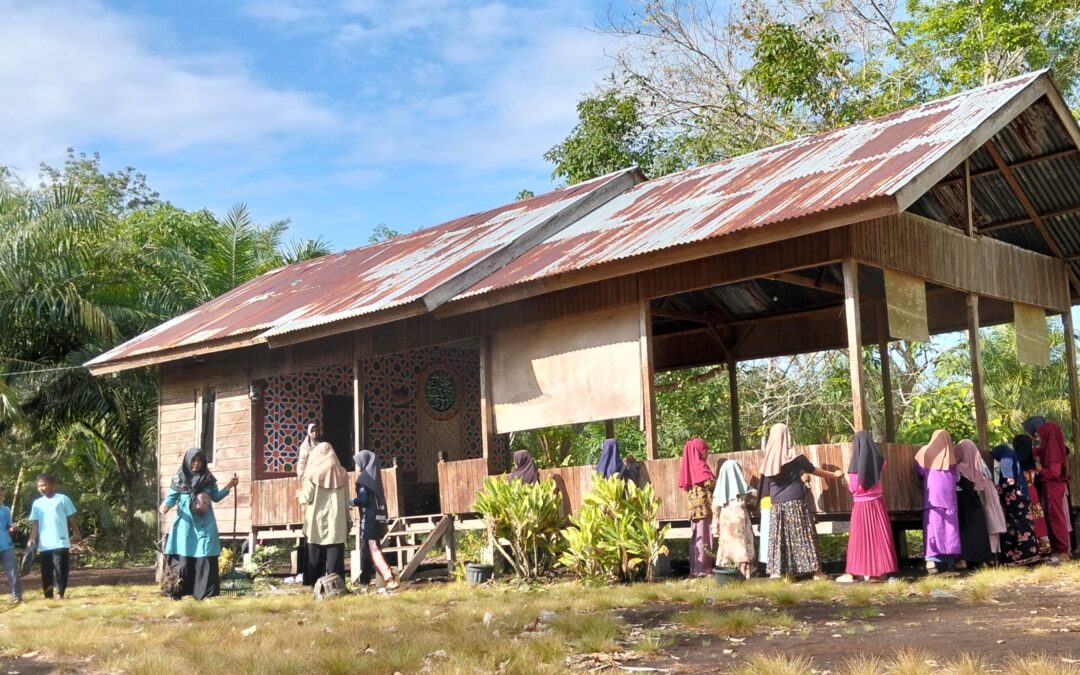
left=852, top=214, right=1069, bottom=312
left=539, top=465, right=595, bottom=517
left=437, top=457, right=489, bottom=514
left=157, top=364, right=253, bottom=539
left=251, top=465, right=401, bottom=527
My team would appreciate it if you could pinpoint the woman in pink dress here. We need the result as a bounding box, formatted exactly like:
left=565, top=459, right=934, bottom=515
left=677, top=438, right=716, bottom=576
left=841, top=431, right=897, bottom=581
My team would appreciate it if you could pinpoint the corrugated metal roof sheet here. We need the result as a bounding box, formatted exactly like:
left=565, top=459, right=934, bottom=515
left=87, top=170, right=635, bottom=368
left=463, top=71, right=1047, bottom=296
left=90, top=69, right=1079, bottom=372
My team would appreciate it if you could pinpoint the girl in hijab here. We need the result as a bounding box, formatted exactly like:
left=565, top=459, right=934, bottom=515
left=955, top=439, right=1005, bottom=565
left=841, top=431, right=897, bottom=582
left=991, top=443, right=1040, bottom=565
left=296, top=422, right=318, bottom=481
left=1035, top=422, right=1071, bottom=559
left=596, top=439, right=624, bottom=479
left=914, top=430, right=961, bottom=574
left=711, top=459, right=757, bottom=579
left=352, top=450, right=398, bottom=590
left=760, top=423, right=843, bottom=579
left=1014, top=434, right=1052, bottom=556
left=678, top=438, right=716, bottom=576
left=508, top=449, right=540, bottom=485
left=159, top=448, right=239, bottom=600
left=298, top=434, right=349, bottom=585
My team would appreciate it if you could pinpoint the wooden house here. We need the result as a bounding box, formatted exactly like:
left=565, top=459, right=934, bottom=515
left=89, top=70, right=1080, bottom=564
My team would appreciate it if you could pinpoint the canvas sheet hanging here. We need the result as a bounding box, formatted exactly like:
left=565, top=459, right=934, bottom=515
left=490, top=304, right=643, bottom=434
left=1014, top=303, right=1050, bottom=367
left=884, top=269, right=929, bottom=342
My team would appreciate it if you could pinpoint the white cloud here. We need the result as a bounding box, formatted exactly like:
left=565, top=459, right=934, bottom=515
left=0, top=0, right=336, bottom=175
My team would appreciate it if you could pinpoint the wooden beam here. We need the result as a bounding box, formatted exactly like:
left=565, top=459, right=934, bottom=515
left=422, top=169, right=642, bottom=311
left=877, top=307, right=895, bottom=443
left=353, top=357, right=362, bottom=456
left=639, top=299, right=658, bottom=460
left=479, top=334, right=497, bottom=473
left=843, top=260, right=867, bottom=432
left=967, top=294, right=990, bottom=450
left=728, top=356, right=741, bottom=452
left=935, top=147, right=1080, bottom=189
left=1063, top=308, right=1080, bottom=445
left=604, top=419, right=615, bottom=438
left=980, top=203, right=1080, bottom=234
left=398, top=515, right=453, bottom=582
left=964, top=158, right=974, bottom=237
left=651, top=307, right=724, bottom=324
left=770, top=271, right=844, bottom=295
left=984, top=140, right=1080, bottom=296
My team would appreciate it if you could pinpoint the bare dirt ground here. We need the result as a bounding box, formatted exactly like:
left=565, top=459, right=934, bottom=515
left=624, top=580, right=1080, bottom=672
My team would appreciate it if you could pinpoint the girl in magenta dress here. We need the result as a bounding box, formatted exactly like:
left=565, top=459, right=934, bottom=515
left=844, top=431, right=897, bottom=580
left=677, top=438, right=716, bottom=576
left=914, top=430, right=962, bottom=573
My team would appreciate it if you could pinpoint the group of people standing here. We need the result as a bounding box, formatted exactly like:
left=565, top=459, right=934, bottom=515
left=918, top=417, right=1073, bottom=572
left=673, top=416, right=1074, bottom=581
left=159, top=422, right=397, bottom=600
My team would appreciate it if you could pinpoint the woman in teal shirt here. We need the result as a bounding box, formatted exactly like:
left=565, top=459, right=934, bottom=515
left=159, top=448, right=238, bottom=599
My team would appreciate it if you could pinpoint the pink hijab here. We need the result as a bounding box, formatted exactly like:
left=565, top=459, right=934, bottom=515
left=677, top=438, right=715, bottom=490
left=954, top=440, right=995, bottom=493
left=760, top=423, right=799, bottom=477
left=914, top=429, right=955, bottom=471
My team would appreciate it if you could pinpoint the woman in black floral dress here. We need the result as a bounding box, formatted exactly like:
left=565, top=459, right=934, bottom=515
left=991, top=444, right=1041, bottom=566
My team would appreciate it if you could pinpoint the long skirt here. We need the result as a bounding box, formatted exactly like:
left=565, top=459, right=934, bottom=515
left=997, top=479, right=1040, bottom=565
left=1043, top=481, right=1071, bottom=554
left=758, top=508, right=771, bottom=564
left=767, top=499, right=819, bottom=577
left=303, top=543, right=345, bottom=585
left=1024, top=470, right=1052, bottom=554
left=168, top=554, right=220, bottom=600
left=716, top=501, right=755, bottom=569
left=689, top=516, right=714, bottom=576
left=958, top=481, right=993, bottom=563
left=846, top=498, right=897, bottom=577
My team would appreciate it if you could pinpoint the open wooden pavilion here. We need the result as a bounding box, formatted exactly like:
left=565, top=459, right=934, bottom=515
left=89, top=70, right=1080, bottom=573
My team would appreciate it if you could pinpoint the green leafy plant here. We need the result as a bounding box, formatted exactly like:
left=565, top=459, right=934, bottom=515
left=472, top=477, right=564, bottom=579
left=560, top=475, right=669, bottom=582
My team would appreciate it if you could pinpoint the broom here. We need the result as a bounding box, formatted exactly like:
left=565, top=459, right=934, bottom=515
left=220, top=480, right=253, bottom=596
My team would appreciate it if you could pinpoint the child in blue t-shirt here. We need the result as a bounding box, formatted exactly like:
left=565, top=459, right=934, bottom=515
left=28, top=473, right=80, bottom=600
left=0, top=484, right=21, bottom=603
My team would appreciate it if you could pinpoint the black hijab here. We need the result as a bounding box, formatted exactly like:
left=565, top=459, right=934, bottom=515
left=1022, top=416, right=1046, bottom=437
left=848, top=430, right=884, bottom=490
left=170, top=447, right=217, bottom=494
left=508, top=449, right=540, bottom=485
left=1013, top=434, right=1036, bottom=472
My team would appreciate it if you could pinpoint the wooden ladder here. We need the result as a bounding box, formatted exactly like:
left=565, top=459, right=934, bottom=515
left=356, top=514, right=456, bottom=582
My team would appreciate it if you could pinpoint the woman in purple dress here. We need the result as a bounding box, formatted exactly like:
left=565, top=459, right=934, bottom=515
left=914, top=430, right=961, bottom=574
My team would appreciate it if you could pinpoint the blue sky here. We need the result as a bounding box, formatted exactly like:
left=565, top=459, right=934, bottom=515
left=0, top=0, right=628, bottom=249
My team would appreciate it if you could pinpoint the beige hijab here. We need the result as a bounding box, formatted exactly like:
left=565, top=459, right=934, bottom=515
left=914, top=429, right=955, bottom=471
left=760, top=423, right=799, bottom=477
left=303, top=441, right=348, bottom=489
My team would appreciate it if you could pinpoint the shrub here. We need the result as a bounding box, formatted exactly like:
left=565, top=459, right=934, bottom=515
left=560, top=475, right=669, bottom=582
left=472, top=476, right=564, bottom=579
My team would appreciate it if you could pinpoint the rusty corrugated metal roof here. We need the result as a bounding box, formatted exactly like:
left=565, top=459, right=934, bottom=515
left=87, top=170, right=636, bottom=369
left=462, top=71, right=1048, bottom=297
left=90, top=69, right=1076, bottom=372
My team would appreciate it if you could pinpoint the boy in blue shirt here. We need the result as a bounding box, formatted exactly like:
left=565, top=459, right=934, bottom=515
left=28, top=473, right=80, bottom=599
left=0, top=484, right=21, bottom=603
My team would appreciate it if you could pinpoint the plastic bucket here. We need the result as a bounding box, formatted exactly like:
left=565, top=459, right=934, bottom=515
left=713, top=567, right=742, bottom=586
left=465, top=563, right=495, bottom=584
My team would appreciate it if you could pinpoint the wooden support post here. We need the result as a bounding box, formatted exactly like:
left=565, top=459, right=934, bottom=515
left=728, top=356, right=741, bottom=452
left=1063, top=309, right=1080, bottom=445
left=479, top=335, right=498, bottom=473
left=964, top=158, right=974, bottom=237
left=966, top=294, right=990, bottom=450
left=604, top=419, right=615, bottom=439
left=843, top=260, right=867, bottom=432
left=877, top=307, right=895, bottom=442
left=352, top=357, right=362, bottom=455
left=445, top=515, right=457, bottom=577
left=639, top=299, right=658, bottom=460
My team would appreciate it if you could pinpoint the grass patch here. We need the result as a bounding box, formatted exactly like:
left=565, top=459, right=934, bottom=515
left=676, top=608, right=797, bottom=636
left=735, top=653, right=814, bottom=674
left=630, top=628, right=673, bottom=653
left=1001, top=653, right=1080, bottom=675
left=547, top=613, right=622, bottom=653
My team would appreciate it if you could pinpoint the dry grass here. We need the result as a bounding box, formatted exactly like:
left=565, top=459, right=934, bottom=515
left=2, top=563, right=1078, bottom=674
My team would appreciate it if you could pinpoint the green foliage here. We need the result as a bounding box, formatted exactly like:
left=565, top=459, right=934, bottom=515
left=897, top=381, right=977, bottom=444
left=560, top=475, right=670, bottom=582
left=472, top=477, right=564, bottom=579
left=515, top=189, right=535, bottom=201
left=367, top=222, right=401, bottom=244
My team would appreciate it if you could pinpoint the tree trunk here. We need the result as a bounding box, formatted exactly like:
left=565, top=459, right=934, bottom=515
left=121, top=466, right=139, bottom=559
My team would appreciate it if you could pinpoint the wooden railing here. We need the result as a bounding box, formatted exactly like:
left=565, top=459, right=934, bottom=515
left=252, top=462, right=402, bottom=527
left=437, top=456, right=489, bottom=514
left=539, top=465, right=595, bottom=517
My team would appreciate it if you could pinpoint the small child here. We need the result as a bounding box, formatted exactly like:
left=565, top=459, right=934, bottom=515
left=0, top=485, right=22, bottom=603
left=621, top=454, right=640, bottom=483
left=28, top=474, right=80, bottom=600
